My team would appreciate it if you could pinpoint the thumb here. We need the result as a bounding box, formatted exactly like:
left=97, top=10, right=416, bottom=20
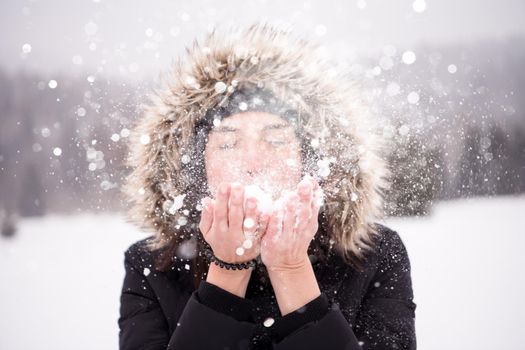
left=199, top=197, right=214, bottom=238
left=264, top=208, right=284, bottom=246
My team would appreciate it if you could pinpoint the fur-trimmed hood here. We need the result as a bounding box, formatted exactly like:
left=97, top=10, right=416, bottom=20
left=122, top=23, right=391, bottom=271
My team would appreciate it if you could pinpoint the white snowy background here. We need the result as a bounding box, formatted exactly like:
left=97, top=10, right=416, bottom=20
left=1, top=0, right=524, bottom=349
left=1, top=195, right=524, bottom=349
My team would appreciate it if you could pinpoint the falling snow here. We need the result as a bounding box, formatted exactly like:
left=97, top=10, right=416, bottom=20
left=214, top=81, right=227, bottom=94
left=52, top=147, right=62, bottom=156
left=1, top=4, right=523, bottom=348
left=84, top=21, right=98, bottom=36
left=402, top=50, right=416, bottom=65
left=412, top=0, right=427, bottom=13
left=181, top=154, right=191, bottom=164
left=263, top=317, right=275, bottom=327
left=235, top=247, right=245, bottom=256
left=22, top=43, right=32, bottom=54
left=242, top=239, right=253, bottom=249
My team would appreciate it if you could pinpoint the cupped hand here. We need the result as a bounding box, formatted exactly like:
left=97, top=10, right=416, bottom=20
left=260, top=176, right=321, bottom=272
left=199, top=182, right=270, bottom=264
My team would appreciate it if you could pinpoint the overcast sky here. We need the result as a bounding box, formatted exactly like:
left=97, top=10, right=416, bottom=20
left=1, top=0, right=524, bottom=80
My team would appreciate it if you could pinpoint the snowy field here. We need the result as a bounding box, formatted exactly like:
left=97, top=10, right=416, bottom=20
left=0, top=194, right=524, bottom=350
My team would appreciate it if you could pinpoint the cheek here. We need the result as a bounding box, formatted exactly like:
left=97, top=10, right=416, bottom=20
left=267, top=148, right=303, bottom=185
left=205, top=159, right=221, bottom=197
left=205, top=143, right=303, bottom=196
left=205, top=152, right=239, bottom=197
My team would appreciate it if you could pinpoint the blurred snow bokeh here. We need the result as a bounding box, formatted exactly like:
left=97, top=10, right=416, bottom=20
left=1, top=0, right=524, bottom=349
left=0, top=194, right=524, bottom=349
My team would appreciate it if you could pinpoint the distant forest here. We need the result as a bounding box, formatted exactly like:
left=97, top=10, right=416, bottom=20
left=1, top=36, right=524, bottom=225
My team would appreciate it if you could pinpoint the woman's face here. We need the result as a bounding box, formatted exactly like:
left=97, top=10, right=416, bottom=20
left=204, top=111, right=302, bottom=200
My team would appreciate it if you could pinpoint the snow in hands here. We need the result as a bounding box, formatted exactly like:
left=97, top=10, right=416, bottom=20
left=202, top=174, right=324, bottom=256
left=242, top=175, right=324, bottom=215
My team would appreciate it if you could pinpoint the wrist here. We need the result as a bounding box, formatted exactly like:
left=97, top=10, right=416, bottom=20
left=205, top=248, right=257, bottom=270
left=206, top=262, right=253, bottom=298
left=267, top=259, right=321, bottom=316
left=267, top=258, right=314, bottom=284
left=266, top=256, right=311, bottom=274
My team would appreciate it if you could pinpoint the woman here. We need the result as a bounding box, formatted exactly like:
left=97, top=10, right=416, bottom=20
left=118, top=23, right=417, bottom=349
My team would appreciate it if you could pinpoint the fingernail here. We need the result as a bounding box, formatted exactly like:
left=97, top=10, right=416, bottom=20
left=246, top=198, right=257, bottom=209
left=299, top=184, right=311, bottom=195
left=231, top=183, right=243, bottom=196
left=220, top=183, right=229, bottom=194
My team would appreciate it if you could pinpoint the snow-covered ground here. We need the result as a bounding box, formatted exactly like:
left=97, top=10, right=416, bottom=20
left=0, top=195, right=524, bottom=349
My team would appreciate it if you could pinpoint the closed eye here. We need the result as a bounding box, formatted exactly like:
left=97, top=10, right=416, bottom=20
left=218, top=142, right=237, bottom=150
left=266, top=139, right=287, bottom=146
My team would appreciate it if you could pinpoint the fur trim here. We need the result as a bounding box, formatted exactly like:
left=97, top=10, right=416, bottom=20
left=121, top=23, right=391, bottom=267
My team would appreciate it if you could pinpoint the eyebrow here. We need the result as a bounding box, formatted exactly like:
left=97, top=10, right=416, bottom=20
left=263, top=123, right=290, bottom=131
left=211, top=125, right=237, bottom=133
left=212, top=123, right=291, bottom=133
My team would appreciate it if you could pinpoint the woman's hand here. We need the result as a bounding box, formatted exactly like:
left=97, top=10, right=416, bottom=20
left=260, top=175, right=321, bottom=272
left=260, top=175, right=323, bottom=315
left=199, top=181, right=270, bottom=264
left=199, top=181, right=270, bottom=298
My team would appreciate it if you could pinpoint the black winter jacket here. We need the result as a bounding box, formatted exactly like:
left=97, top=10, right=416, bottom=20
left=118, top=223, right=417, bottom=349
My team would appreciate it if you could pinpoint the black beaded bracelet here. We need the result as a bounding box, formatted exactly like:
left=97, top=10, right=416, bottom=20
left=204, top=248, right=257, bottom=270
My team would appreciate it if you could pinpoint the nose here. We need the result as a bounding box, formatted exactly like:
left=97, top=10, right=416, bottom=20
left=241, top=141, right=264, bottom=179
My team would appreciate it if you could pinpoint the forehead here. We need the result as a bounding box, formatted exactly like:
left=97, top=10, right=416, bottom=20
left=210, top=111, right=291, bottom=133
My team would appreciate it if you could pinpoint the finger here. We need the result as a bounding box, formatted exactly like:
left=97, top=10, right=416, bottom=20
left=312, top=181, right=322, bottom=206
left=228, top=182, right=245, bottom=235
left=243, top=196, right=259, bottom=236
left=309, top=174, right=320, bottom=191
left=214, top=182, right=230, bottom=235
left=313, top=179, right=320, bottom=191
left=251, top=212, right=268, bottom=255
left=306, top=199, right=321, bottom=239
left=312, top=184, right=324, bottom=208
left=258, top=212, right=270, bottom=238
left=282, top=195, right=298, bottom=240
left=304, top=173, right=319, bottom=188
left=297, top=177, right=313, bottom=199
left=296, top=180, right=313, bottom=232
left=199, top=197, right=214, bottom=238
left=305, top=173, right=323, bottom=208
left=265, top=208, right=284, bottom=245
